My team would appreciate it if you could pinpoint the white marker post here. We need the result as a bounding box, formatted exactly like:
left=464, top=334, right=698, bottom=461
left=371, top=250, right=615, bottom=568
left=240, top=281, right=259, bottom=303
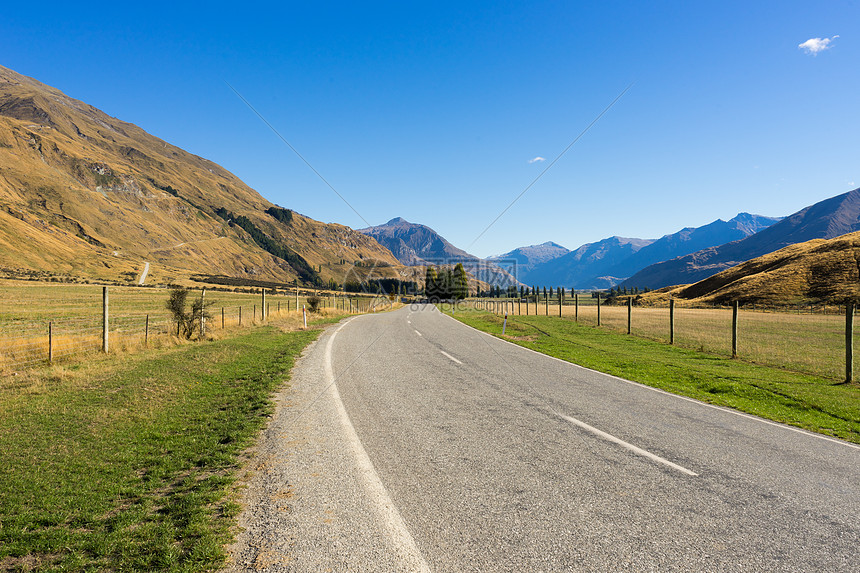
left=503, top=313, right=507, bottom=335
left=303, top=305, right=307, bottom=329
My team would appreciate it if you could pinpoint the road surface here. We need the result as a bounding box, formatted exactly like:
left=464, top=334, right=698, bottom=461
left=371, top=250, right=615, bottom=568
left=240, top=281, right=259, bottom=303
left=225, top=304, right=859, bottom=572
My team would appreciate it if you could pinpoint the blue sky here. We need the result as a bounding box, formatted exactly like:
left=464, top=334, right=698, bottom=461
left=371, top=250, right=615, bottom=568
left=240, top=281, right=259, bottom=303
left=2, top=1, right=858, bottom=257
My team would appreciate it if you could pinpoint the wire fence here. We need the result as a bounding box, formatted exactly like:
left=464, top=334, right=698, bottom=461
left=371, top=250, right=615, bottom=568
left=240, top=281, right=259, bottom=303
left=471, top=296, right=856, bottom=382
left=0, top=281, right=390, bottom=371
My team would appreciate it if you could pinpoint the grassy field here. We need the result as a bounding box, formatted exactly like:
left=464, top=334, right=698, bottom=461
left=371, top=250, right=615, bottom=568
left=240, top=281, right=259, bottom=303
left=469, top=298, right=852, bottom=380
left=0, top=309, right=345, bottom=572
left=445, top=307, right=860, bottom=444
left=0, top=279, right=388, bottom=370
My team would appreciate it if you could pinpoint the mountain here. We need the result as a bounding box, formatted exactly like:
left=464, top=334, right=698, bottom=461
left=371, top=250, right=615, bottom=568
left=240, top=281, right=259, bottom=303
left=487, top=241, right=569, bottom=282
left=622, top=189, right=860, bottom=289
left=526, top=213, right=781, bottom=290
left=358, top=217, right=519, bottom=287
left=640, top=231, right=860, bottom=305
left=0, top=64, right=403, bottom=287
left=526, top=236, right=655, bottom=290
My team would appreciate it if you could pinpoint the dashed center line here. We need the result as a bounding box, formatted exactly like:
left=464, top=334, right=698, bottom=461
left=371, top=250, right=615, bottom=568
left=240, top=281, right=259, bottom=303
left=555, top=411, right=698, bottom=477
left=440, top=350, right=462, bottom=365
left=414, top=329, right=422, bottom=337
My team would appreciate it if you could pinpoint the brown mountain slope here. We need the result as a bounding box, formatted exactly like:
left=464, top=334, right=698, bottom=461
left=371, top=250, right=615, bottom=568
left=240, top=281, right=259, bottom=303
left=665, top=231, right=860, bottom=305
left=0, top=64, right=400, bottom=286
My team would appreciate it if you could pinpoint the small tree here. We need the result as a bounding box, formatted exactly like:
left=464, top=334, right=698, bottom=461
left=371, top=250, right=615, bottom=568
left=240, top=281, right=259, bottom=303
left=166, top=287, right=211, bottom=339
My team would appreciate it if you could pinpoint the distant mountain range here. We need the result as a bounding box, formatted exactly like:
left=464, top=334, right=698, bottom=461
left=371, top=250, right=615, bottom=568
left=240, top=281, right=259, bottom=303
left=496, top=213, right=780, bottom=289
left=487, top=241, right=570, bottom=279
left=621, top=189, right=860, bottom=289
left=358, top=217, right=519, bottom=287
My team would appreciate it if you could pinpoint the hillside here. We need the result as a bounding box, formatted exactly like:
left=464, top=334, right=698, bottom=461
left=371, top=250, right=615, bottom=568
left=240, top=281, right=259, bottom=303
left=525, top=213, right=779, bottom=289
left=358, top=217, right=520, bottom=287
left=622, top=189, right=860, bottom=289
left=0, top=64, right=403, bottom=287
left=638, top=231, right=860, bottom=305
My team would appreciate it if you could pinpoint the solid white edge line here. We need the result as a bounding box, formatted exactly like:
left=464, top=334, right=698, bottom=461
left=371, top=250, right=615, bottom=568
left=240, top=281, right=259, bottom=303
left=556, top=412, right=698, bottom=476
left=325, top=319, right=431, bottom=572
left=438, top=310, right=860, bottom=451
left=439, top=350, right=462, bottom=365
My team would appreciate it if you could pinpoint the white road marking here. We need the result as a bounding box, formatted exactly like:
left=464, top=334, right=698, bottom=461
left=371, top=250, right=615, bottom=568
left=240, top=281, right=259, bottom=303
left=414, top=329, right=423, bottom=337
left=443, top=312, right=860, bottom=451
left=556, top=412, right=698, bottom=477
left=325, top=321, right=431, bottom=572
left=440, top=350, right=462, bottom=365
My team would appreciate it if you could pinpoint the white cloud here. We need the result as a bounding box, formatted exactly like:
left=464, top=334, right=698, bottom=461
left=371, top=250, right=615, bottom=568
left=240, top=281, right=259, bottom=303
left=528, top=156, right=546, bottom=164
left=798, top=35, right=839, bottom=55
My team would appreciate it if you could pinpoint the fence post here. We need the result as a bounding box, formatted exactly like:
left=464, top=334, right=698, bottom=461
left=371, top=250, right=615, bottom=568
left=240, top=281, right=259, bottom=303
left=545, top=293, right=548, bottom=316
left=303, top=305, right=307, bottom=329
left=102, top=286, right=109, bottom=353
left=559, top=289, right=562, bottom=318
left=201, top=288, right=206, bottom=336
left=846, top=303, right=855, bottom=384
left=575, top=293, right=578, bottom=321
left=597, top=294, right=601, bottom=326
left=732, top=301, right=739, bottom=358
left=669, top=299, right=675, bottom=345
left=627, top=296, right=632, bottom=335
left=48, top=321, right=53, bottom=364
left=145, top=314, right=149, bottom=346
left=222, top=307, right=225, bottom=329
left=262, top=289, right=266, bottom=321
left=239, top=306, right=242, bottom=327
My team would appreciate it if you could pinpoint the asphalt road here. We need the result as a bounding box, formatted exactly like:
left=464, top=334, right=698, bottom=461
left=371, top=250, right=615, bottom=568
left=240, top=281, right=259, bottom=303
left=225, top=304, right=860, bottom=572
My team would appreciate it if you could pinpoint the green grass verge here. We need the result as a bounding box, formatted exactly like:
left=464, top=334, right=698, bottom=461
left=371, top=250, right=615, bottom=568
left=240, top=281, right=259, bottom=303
left=446, top=309, right=860, bottom=444
left=0, top=324, right=324, bottom=572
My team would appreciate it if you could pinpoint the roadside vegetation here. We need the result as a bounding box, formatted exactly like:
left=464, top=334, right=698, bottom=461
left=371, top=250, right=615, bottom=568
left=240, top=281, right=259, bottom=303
left=445, top=308, right=860, bottom=444
left=0, top=311, right=344, bottom=572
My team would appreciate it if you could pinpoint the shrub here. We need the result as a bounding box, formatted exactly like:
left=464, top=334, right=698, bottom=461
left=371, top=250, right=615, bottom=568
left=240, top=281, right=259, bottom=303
left=166, top=287, right=212, bottom=339
left=306, top=296, right=322, bottom=313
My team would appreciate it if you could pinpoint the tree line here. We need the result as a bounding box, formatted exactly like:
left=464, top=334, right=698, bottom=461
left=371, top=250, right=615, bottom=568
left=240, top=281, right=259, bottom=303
left=425, top=264, right=469, bottom=300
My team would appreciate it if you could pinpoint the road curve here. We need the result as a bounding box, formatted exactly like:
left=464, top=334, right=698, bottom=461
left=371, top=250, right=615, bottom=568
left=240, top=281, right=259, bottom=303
left=225, top=304, right=860, bottom=572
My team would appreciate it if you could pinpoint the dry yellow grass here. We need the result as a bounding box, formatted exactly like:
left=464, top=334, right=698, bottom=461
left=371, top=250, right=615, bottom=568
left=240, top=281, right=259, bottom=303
left=474, top=297, right=854, bottom=380
left=0, top=280, right=388, bottom=370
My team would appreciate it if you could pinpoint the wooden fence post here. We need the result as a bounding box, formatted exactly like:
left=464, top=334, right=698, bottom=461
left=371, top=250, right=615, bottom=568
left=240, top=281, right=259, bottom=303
left=627, top=296, right=632, bottom=335
left=222, top=307, right=225, bottom=329
left=847, top=303, right=855, bottom=384
left=575, top=293, right=578, bottom=321
left=732, top=301, right=739, bottom=358
left=48, top=321, right=53, bottom=364
left=145, top=314, right=149, bottom=346
left=262, top=289, right=266, bottom=320
left=201, top=288, right=206, bottom=336
left=239, top=306, right=242, bottom=327
left=669, top=299, right=675, bottom=345
left=545, top=293, right=549, bottom=316
left=597, top=293, right=601, bottom=326
left=102, top=286, right=109, bottom=353
left=558, top=289, right=562, bottom=318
